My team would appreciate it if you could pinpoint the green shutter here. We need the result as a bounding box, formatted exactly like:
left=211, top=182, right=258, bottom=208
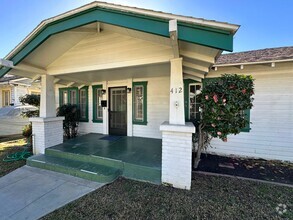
left=132, top=81, right=148, bottom=125
left=92, top=85, right=103, bottom=123
left=241, top=109, right=251, bottom=132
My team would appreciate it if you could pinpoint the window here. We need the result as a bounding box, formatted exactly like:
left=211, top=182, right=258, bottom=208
left=59, top=87, right=88, bottom=122
left=189, top=83, right=201, bottom=121
left=133, top=81, right=147, bottom=125
left=59, top=87, right=78, bottom=106
left=2, top=90, right=11, bottom=107
left=79, top=86, right=88, bottom=122
left=92, top=85, right=103, bottom=123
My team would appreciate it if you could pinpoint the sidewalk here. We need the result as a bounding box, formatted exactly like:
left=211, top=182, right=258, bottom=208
left=0, top=166, right=104, bottom=220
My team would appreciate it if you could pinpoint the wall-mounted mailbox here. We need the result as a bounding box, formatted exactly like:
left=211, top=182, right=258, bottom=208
left=101, top=100, right=107, bottom=107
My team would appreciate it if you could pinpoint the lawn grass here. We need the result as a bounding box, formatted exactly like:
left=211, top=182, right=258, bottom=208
left=43, top=174, right=292, bottom=220
left=0, top=138, right=27, bottom=177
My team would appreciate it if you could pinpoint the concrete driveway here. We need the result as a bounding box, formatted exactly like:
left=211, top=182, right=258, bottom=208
left=0, top=166, right=104, bottom=220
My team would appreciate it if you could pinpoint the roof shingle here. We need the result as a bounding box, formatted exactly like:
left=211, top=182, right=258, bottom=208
left=216, top=46, right=293, bottom=65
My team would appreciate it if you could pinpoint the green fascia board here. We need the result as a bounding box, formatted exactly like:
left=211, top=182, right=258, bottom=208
left=0, top=7, right=234, bottom=78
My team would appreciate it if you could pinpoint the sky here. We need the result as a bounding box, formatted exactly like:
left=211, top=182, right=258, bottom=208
left=0, top=0, right=292, bottom=58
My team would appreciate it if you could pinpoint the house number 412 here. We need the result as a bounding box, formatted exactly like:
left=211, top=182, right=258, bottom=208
left=170, top=87, right=183, bottom=94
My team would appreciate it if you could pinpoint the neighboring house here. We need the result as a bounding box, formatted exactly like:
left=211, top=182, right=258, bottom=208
left=0, top=75, right=40, bottom=108
left=0, top=2, right=291, bottom=189
left=207, top=47, right=293, bottom=162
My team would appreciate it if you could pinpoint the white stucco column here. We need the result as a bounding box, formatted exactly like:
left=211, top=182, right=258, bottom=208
left=40, top=75, right=56, bottom=117
left=159, top=57, right=195, bottom=190
left=169, top=58, right=185, bottom=125
left=30, top=74, right=64, bottom=154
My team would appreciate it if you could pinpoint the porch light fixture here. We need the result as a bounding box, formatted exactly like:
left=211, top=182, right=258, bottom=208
left=101, top=89, right=106, bottom=95
left=127, top=88, right=132, bottom=93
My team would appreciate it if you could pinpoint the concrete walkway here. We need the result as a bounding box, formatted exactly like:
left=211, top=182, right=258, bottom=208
left=0, top=166, right=104, bottom=220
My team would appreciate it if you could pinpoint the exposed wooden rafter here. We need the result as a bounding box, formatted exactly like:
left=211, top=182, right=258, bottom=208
left=0, top=59, right=46, bottom=75
left=183, top=61, right=209, bottom=73
left=183, top=73, right=202, bottom=82
left=53, top=78, right=61, bottom=84
left=180, top=50, right=215, bottom=64
left=67, top=82, right=75, bottom=87
left=32, top=74, right=41, bottom=81
left=183, top=68, right=205, bottom=78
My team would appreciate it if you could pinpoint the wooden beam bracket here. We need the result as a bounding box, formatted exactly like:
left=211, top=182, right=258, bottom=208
left=169, top=20, right=179, bottom=58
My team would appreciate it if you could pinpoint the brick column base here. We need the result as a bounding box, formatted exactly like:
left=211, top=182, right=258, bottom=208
left=160, top=121, right=195, bottom=190
left=29, top=117, right=65, bottom=154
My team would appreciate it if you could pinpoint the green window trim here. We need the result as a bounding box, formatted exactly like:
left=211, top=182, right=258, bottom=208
left=202, top=78, right=251, bottom=132
left=79, top=86, right=89, bottom=122
left=184, top=79, right=201, bottom=122
left=241, top=109, right=251, bottom=132
left=92, top=85, right=103, bottom=123
left=59, top=87, right=79, bottom=106
left=59, top=87, right=89, bottom=122
left=133, top=81, right=148, bottom=125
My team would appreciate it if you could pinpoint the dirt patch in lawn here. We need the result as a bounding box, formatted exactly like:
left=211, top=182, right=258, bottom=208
left=0, top=138, right=27, bottom=177
left=42, top=175, right=292, bottom=220
left=194, top=153, right=293, bottom=185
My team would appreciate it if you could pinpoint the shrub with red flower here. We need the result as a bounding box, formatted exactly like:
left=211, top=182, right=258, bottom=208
left=193, top=74, right=254, bottom=168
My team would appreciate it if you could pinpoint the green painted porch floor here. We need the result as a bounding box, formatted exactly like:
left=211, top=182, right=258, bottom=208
left=27, top=133, right=162, bottom=184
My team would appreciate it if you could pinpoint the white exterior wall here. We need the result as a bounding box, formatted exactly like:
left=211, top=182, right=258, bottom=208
left=55, top=75, right=170, bottom=138
left=14, top=86, right=28, bottom=105
left=208, top=62, right=293, bottom=162
left=133, top=76, right=169, bottom=139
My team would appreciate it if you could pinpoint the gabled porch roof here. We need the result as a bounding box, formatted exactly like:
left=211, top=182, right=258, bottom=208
left=0, top=1, right=239, bottom=82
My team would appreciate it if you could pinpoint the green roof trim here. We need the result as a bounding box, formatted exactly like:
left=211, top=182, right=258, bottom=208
left=0, top=6, right=234, bottom=77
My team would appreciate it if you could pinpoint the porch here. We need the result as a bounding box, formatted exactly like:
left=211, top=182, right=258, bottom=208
left=1, top=2, right=238, bottom=189
left=27, top=133, right=162, bottom=184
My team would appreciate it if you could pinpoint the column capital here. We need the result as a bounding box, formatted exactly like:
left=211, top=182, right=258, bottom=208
left=170, top=57, right=183, bottom=63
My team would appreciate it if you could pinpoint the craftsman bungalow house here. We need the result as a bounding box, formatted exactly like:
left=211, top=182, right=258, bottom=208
left=0, top=2, right=291, bottom=190
left=0, top=75, right=40, bottom=108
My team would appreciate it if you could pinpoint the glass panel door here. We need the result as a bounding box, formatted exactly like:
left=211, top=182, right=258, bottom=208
left=109, top=87, right=127, bottom=136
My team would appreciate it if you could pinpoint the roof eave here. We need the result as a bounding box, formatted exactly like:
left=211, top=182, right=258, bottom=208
left=4, top=1, right=239, bottom=60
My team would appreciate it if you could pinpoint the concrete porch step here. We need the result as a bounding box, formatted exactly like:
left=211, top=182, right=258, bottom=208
left=45, top=148, right=123, bottom=170
left=45, top=147, right=161, bottom=184
left=27, top=154, right=122, bottom=183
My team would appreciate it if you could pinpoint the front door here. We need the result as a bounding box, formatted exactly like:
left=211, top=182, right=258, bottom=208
left=109, top=87, right=127, bottom=136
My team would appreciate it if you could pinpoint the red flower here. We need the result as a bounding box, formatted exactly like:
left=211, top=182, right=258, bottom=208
left=213, top=94, right=218, bottom=103
left=223, top=138, right=228, bottom=142
left=242, top=89, right=247, bottom=94
left=217, top=131, right=222, bottom=136
left=205, top=95, right=209, bottom=100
